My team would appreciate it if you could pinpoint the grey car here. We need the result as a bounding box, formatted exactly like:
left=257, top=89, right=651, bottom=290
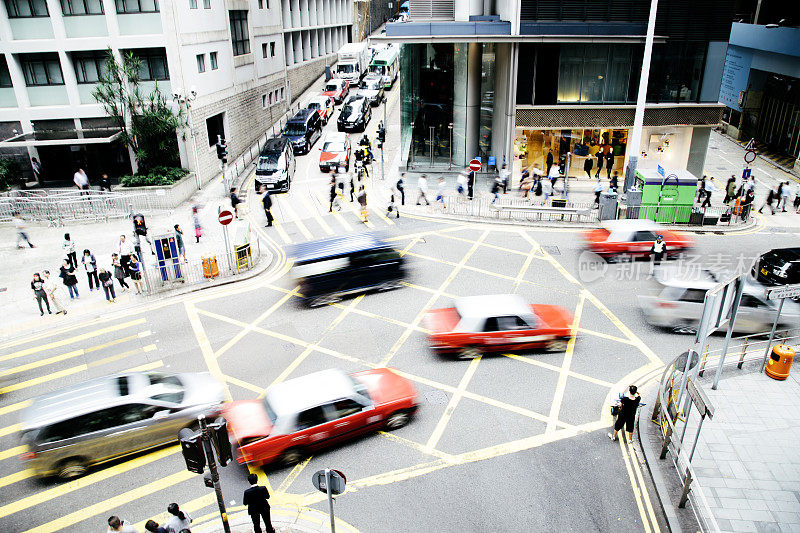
left=19, top=371, right=224, bottom=479
left=359, top=76, right=385, bottom=106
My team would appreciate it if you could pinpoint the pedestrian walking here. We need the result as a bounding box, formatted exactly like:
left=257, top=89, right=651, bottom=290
left=545, top=150, right=554, bottom=177
left=793, top=183, right=800, bottom=213
left=73, top=168, right=89, bottom=193
left=59, top=259, right=79, bottom=299
left=81, top=249, right=99, bottom=291
left=594, top=148, right=604, bottom=178
left=700, top=176, right=715, bottom=208
left=243, top=473, right=275, bottom=533
left=547, top=162, right=560, bottom=185
left=144, top=520, right=168, bottom=533
left=759, top=188, right=777, bottom=215
left=742, top=189, right=755, bottom=221
left=610, top=171, right=619, bottom=193
left=386, top=189, right=400, bottom=218
left=593, top=178, right=603, bottom=208
left=112, top=253, right=129, bottom=291
left=396, top=173, right=406, bottom=205
left=13, top=212, right=34, bottom=248
left=436, top=177, right=446, bottom=207
left=43, top=270, right=66, bottom=314
left=260, top=187, right=274, bottom=227
left=31, top=273, right=52, bottom=316
left=107, top=515, right=138, bottom=533
left=165, top=503, right=192, bottom=533
left=723, top=175, right=736, bottom=204
left=329, top=175, right=338, bottom=212
left=98, top=267, right=116, bottom=302
left=416, top=174, right=430, bottom=205
left=129, top=255, right=144, bottom=294
left=780, top=181, right=790, bottom=212
left=605, top=150, right=614, bottom=180
left=357, top=185, right=368, bottom=223
left=499, top=163, right=511, bottom=193
left=467, top=168, right=475, bottom=199
left=457, top=171, right=469, bottom=197
left=230, top=187, right=242, bottom=219
left=650, top=234, right=667, bottom=274
left=192, top=206, right=203, bottom=242
left=31, top=157, right=42, bottom=184
left=174, top=225, right=186, bottom=262
left=562, top=174, right=570, bottom=201
left=349, top=168, right=356, bottom=202
left=118, top=234, right=134, bottom=276
left=583, top=156, right=593, bottom=179
left=519, top=172, right=533, bottom=198
left=99, top=173, right=112, bottom=192
left=609, top=385, right=641, bottom=443
left=491, top=175, right=502, bottom=204
left=63, top=233, right=78, bottom=269
left=542, top=175, right=553, bottom=201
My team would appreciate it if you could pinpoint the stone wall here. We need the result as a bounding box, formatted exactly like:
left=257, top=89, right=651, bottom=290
left=287, top=53, right=338, bottom=104
left=353, top=0, right=399, bottom=42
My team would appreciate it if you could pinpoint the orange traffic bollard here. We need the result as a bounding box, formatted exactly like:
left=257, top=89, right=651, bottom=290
left=765, top=344, right=795, bottom=381
left=202, top=255, right=219, bottom=279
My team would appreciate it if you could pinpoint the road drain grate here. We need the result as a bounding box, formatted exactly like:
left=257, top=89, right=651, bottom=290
left=541, top=245, right=561, bottom=255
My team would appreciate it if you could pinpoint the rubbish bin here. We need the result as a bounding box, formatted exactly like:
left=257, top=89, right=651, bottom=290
left=766, top=344, right=795, bottom=380
left=551, top=198, right=567, bottom=208
left=599, top=192, right=618, bottom=221
left=202, top=255, right=219, bottom=279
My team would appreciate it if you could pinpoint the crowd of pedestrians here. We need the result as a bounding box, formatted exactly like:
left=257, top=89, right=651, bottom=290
left=106, top=502, right=193, bottom=533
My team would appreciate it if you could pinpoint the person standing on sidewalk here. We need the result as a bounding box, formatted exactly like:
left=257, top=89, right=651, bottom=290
left=467, top=168, right=475, bottom=199
left=98, top=267, right=116, bottom=303
left=260, top=187, right=274, bottom=227
left=230, top=187, right=242, bottom=219
left=174, top=225, right=186, bottom=262
left=192, top=206, right=203, bottom=243
left=243, top=473, right=275, bottom=533
left=793, top=182, right=800, bottom=213
left=499, top=163, right=511, bottom=194
left=99, top=173, right=112, bottom=192
left=164, top=503, right=192, bottom=532
left=594, top=148, right=604, bottom=178
left=59, top=259, right=79, bottom=299
left=42, top=270, right=66, bottom=314
left=129, top=255, right=144, bottom=294
left=546, top=150, right=554, bottom=177
left=724, top=175, right=737, bottom=205
left=81, top=249, right=99, bottom=291
left=416, top=174, right=430, bottom=205
left=583, top=156, right=593, bottom=179
left=73, top=168, right=90, bottom=194
left=780, top=181, right=791, bottom=212
left=605, top=150, right=614, bottom=180
left=118, top=235, right=134, bottom=276
left=593, top=178, right=603, bottom=208
left=112, top=253, right=129, bottom=292
left=609, top=385, right=641, bottom=443
left=396, top=173, right=405, bottom=205
left=31, top=273, right=51, bottom=316
left=63, top=233, right=78, bottom=269
left=13, top=212, right=34, bottom=248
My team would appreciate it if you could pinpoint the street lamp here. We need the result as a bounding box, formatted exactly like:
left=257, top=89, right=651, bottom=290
left=173, top=87, right=201, bottom=190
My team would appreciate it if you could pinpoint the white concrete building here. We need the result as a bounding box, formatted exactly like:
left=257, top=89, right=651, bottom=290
left=0, top=0, right=352, bottom=186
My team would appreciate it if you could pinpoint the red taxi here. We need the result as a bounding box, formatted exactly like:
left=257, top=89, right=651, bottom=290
left=582, top=220, right=693, bottom=260
left=307, top=95, right=335, bottom=125
left=318, top=132, right=351, bottom=172
left=322, top=79, right=350, bottom=104
left=223, top=368, right=418, bottom=467
left=423, top=294, right=574, bottom=359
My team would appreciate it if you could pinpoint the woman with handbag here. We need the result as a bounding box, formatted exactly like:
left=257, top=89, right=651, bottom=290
left=609, top=385, right=641, bottom=443
left=98, top=267, right=116, bottom=302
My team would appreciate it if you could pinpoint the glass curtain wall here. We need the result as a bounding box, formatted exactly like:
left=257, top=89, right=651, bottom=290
left=557, top=44, right=635, bottom=104
left=478, top=43, right=495, bottom=159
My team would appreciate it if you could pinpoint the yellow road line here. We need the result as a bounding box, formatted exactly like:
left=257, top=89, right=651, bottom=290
left=0, top=424, right=21, bottom=438
left=617, top=437, right=653, bottom=533
left=514, top=243, right=539, bottom=290
left=439, top=231, right=535, bottom=258
left=185, top=301, right=233, bottom=403
left=0, top=400, right=30, bottom=417
left=577, top=328, right=635, bottom=345
left=378, top=431, right=457, bottom=462
left=0, top=445, right=180, bottom=520
left=127, top=360, right=163, bottom=372
left=0, top=445, right=27, bottom=462
left=399, top=281, right=456, bottom=300
left=313, top=189, right=353, bottom=231
left=546, top=292, right=585, bottom=434
left=502, top=353, right=615, bottom=389
left=25, top=470, right=196, bottom=533
left=0, top=318, right=146, bottom=362
left=0, top=469, right=33, bottom=489
left=425, top=356, right=481, bottom=451
left=297, top=192, right=334, bottom=235
left=225, top=375, right=264, bottom=394
left=370, top=205, right=395, bottom=226
left=273, top=220, right=293, bottom=244
left=279, top=194, right=314, bottom=240
left=342, top=194, right=375, bottom=228
left=625, top=438, right=661, bottom=532
left=277, top=455, right=313, bottom=493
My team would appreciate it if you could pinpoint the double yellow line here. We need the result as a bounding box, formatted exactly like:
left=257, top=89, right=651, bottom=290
left=617, top=436, right=662, bottom=533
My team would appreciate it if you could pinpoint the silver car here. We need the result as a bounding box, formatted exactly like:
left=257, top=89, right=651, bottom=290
left=19, top=371, right=224, bottom=479
left=638, top=268, right=800, bottom=334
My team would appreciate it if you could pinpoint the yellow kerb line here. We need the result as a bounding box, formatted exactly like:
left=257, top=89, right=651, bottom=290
left=626, top=437, right=662, bottom=532
left=617, top=436, right=653, bottom=533
left=546, top=292, right=586, bottom=434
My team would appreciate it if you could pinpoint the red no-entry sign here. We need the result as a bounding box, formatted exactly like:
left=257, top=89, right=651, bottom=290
left=469, top=159, right=481, bottom=172
left=218, top=210, right=234, bottom=225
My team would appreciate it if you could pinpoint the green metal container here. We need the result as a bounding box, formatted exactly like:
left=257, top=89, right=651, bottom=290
left=635, top=168, right=698, bottom=224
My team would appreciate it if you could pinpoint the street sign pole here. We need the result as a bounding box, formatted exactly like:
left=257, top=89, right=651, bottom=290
left=325, top=468, right=335, bottom=533
left=712, top=276, right=745, bottom=390
left=218, top=207, right=232, bottom=273
left=199, top=416, right=230, bottom=533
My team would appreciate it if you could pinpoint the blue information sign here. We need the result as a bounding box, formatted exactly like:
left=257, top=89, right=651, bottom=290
left=742, top=168, right=751, bottom=180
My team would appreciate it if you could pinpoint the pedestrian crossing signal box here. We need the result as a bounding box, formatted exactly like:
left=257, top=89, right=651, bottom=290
left=154, top=233, right=182, bottom=282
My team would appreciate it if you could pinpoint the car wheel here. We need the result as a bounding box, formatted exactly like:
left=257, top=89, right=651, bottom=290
left=672, top=323, right=697, bottom=335
left=279, top=447, right=306, bottom=467
left=458, top=346, right=482, bottom=360
left=545, top=338, right=569, bottom=352
left=58, top=458, right=88, bottom=479
left=384, top=410, right=411, bottom=430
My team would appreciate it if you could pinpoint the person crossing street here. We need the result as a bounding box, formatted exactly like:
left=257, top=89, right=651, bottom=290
left=260, top=186, right=274, bottom=227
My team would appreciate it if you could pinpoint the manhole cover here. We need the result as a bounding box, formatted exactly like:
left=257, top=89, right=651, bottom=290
left=542, top=245, right=561, bottom=255
left=424, top=390, right=449, bottom=405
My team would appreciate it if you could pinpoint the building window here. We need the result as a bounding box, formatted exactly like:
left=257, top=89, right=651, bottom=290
left=203, top=0, right=209, bottom=8
left=262, top=94, right=267, bottom=108
left=61, top=0, right=103, bottom=15
left=556, top=44, right=635, bottom=104
left=229, top=10, right=250, bottom=56
left=196, top=54, right=206, bottom=73
left=129, top=49, right=169, bottom=81
left=257, top=0, right=262, bottom=8
left=5, top=0, right=49, bottom=17
left=21, top=54, right=64, bottom=86
left=268, top=92, right=273, bottom=105
left=0, top=56, right=13, bottom=88
left=189, top=0, right=196, bottom=8
left=115, top=0, right=158, bottom=13
left=206, top=112, right=225, bottom=147
left=261, top=43, right=268, bottom=59
left=270, top=42, right=276, bottom=57
left=280, top=87, right=284, bottom=100
left=210, top=51, right=218, bottom=70
left=73, top=51, right=109, bottom=83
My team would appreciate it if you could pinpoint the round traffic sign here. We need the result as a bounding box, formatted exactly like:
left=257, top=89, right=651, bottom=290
left=744, top=150, right=757, bottom=164
left=312, top=469, right=346, bottom=495
left=218, top=210, right=234, bottom=225
left=469, top=159, right=481, bottom=172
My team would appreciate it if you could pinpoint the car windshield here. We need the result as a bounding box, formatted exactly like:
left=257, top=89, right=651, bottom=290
left=322, top=141, right=345, bottom=152
left=338, top=64, right=356, bottom=74
left=257, top=153, right=281, bottom=171
left=363, top=80, right=380, bottom=90
left=342, top=105, right=357, bottom=116
left=308, top=102, right=321, bottom=110
left=284, top=124, right=306, bottom=136
left=325, top=83, right=340, bottom=92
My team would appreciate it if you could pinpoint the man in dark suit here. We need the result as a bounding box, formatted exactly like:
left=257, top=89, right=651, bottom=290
left=243, top=473, right=275, bottom=533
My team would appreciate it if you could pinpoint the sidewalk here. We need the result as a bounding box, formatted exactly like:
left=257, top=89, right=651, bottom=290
left=192, top=505, right=358, bottom=533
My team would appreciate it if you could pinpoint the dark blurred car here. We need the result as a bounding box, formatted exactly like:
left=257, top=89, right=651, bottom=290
left=752, top=247, right=800, bottom=285
left=337, top=96, right=372, bottom=133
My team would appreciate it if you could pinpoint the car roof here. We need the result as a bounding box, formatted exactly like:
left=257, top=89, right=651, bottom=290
left=290, top=232, right=387, bottom=263
left=326, top=79, right=344, bottom=87
left=289, top=108, right=315, bottom=122
left=262, top=137, right=289, bottom=153
left=322, top=132, right=348, bottom=145
left=762, top=247, right=800, bottom=262
left=600, top=219, right=661, bottom=232
left=655, top=268, right=784, bottom=297
left=455, top=294, right=532, bottom=319
left=309, top=95, right=329, bottom=103
left=266, top=369, right=354, bottom=417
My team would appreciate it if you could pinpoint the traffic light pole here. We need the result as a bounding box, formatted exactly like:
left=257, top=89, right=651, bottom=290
left=129, top=204, right=151, bottom=294
left=198, top=415, right=231, bottom=533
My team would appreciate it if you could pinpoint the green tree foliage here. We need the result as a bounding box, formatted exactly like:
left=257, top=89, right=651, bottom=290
left=0, top=157, right=22, bottom=191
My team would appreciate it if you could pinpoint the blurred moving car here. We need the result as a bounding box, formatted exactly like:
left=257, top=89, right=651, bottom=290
left=290, top=233, right=406, bottom=307
left=751, top=247, right=800, bottom=286
left=322, top=78, right=349, bottom=104
left=20, top=371, right=224, bottom=479
left=307, top=95, right=335, bottom=125
left=318, top=132, right=351, bottom=173
left=337, top=96, right=372, bottom=133
left=359, top=75, right=385, bottom=106
left=582, top=220, right=692, bottom=260
left=224, top=368, right=418, bottom=467
left=638, top=268, right=800, bottom=334
left=423, top=294, right=574, bottom=359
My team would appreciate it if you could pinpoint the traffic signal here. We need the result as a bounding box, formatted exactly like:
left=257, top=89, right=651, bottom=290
left=377, top=123, right=386, bottom=148
left=216, top=137, right=228, bottom=164
left=209, top=417, right=233, bottom=467
left=178, top=428, right=206, bottom=474
left=133, top=214, right=146, bottom=236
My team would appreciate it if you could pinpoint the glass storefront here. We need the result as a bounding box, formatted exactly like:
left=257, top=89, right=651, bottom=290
left=515, top=128, right=629, bottom=179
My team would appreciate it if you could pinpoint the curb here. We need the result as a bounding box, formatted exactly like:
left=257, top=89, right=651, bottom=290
left=192, top=506, right=357, bottom=533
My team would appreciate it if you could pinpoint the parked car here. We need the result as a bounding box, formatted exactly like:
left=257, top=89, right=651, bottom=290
left=283, top=108, right=323, bottom=154
left=751, top=247, right=800, bottom=286
left=318, top=132, right=351, bottom=173
left=582, top=220, right=693, bottom=261
left=224, top=368, right=418, bottom=467
left=255, top=137, right=295, bottom=193
left=638, top=268, right=800, bottom=334
left=322, top=78, right=350, bottom=104
left=359, top=75, right=385, bottom=106
left=19, top=371, right=224, bottom=479
left=423, top=294, right=574, bottom=359
left=337, top=96, right=372, bottom=133
left=307, top=95, right=335, bottom=125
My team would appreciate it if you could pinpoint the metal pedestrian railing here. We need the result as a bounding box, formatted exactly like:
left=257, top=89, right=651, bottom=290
left=0, top=190, right=161, bottom=226
left=433, top=195, right=601, bottom=223
left=696, top=328, right=799, bottom=377
left=619, top=204, right=747, bottom=227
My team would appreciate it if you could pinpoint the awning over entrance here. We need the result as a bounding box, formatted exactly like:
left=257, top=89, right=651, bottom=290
left=0, top=128, right=122, bottom=148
